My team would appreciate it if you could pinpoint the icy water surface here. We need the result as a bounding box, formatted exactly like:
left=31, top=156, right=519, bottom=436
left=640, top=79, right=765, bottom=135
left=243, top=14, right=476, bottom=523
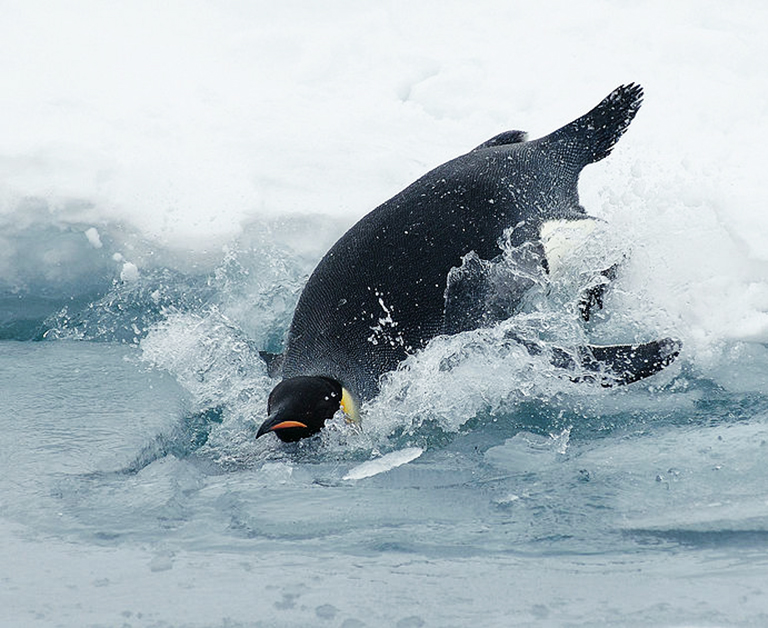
left=2, top=335, right=768, bottom=626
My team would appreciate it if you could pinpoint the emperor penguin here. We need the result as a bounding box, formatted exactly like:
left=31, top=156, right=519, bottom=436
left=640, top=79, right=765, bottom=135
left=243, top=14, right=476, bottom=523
left=257, top=84, right=680, bottom=442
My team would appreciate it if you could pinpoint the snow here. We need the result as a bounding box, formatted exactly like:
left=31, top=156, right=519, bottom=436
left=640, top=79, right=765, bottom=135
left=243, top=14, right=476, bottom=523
left=120, top=261, right=140, bottom=282
left=3, top=1, right=767, bottom=244
left=84, top=226, right=103, bottom=249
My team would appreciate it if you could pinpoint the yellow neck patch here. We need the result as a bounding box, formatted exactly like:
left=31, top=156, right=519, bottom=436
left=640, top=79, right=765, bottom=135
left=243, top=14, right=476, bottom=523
left=340, top=387, right=360, bottom=424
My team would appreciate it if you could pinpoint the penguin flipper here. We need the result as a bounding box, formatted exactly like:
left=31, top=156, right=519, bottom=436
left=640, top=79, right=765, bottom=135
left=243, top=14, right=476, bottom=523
left=443, top=245, right=544, bottom=335
left=578, top=262, right=621, bottom=322
left=259, top=351, right=284, bottom=378
left=443, top=251, right=492, bottom=335
left=552, top=337, right=681, bottom=386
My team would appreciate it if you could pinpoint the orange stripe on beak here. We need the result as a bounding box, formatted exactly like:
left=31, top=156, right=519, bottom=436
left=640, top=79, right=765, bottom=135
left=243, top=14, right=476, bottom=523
left=268, top=420, right=308, bottom=431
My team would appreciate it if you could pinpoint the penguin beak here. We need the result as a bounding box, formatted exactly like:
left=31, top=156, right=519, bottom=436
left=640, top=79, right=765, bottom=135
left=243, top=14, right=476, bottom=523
left=256, top=415, right=309, bottom=439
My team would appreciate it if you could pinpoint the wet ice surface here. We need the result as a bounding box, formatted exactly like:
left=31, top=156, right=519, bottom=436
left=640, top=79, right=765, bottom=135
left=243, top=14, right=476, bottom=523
left=2, top=341, right=768, bottom=627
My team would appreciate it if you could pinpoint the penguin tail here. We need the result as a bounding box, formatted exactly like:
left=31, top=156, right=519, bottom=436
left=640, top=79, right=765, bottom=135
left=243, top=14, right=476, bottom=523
left=259, top=351, right=284, bottom=378
left=542, top=83, right=644, bottom=169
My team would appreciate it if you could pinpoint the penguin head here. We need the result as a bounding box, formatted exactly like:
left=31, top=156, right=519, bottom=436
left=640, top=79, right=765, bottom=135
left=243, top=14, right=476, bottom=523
left=257, top=376, right=357, bottom=443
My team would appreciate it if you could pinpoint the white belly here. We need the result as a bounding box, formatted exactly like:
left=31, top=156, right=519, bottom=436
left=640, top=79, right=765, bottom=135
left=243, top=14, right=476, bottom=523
left=540, top=218, right=603, bottom=277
